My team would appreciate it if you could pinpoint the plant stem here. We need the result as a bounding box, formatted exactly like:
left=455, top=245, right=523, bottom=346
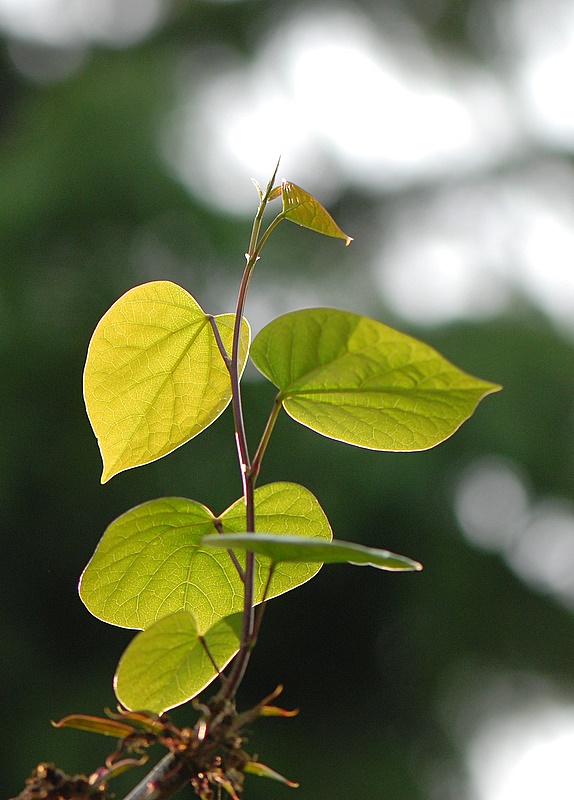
left=120, top=753, right=181, bottom=800
left=207, top=315, right=231, bottom=371
left=217, top=162, right=282, bottom=706
left=251, top=395, right=283, bottom=483
left=214, top=518, right=245, bottom=582
left=251, top=564, right=275, bottom=645
left=251, top=211, right=285, bottom=261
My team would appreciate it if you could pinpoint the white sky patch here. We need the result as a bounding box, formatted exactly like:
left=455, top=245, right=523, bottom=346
left=0, top=0, right=166, bottom=47
left=6, top=0, right=574, bottom=332
left=506, top=500, right=574, bottom=609
left=512, top=170, right=574, bottom=329
left=375, top=229, right=510, bottom=326
left=500, top=0, right=574, bottom=148
left=162, top=53, right=329, bottom=215
left=278, top=12, right=517, bottom=187
left=455, top=456, right=574, bottom=610
left=161, top=1, right=574, bottom=334
left=454, top=457, right=530, bottom=552
left=163, top=5, right=519, bottom=214
left=437, top=666, right=574, bottom=800
left=468, top=703, right=574, bottom=800
left=373, top=180, right=513, bottom=325
left=373, top=160, right=574, bottom=331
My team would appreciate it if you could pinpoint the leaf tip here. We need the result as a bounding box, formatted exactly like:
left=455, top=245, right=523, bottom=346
left=244, top=761, right=299, bottom=788
left=252, top=178, right=263, bottom=200
left=344, top=235, right=354, bottom=246
left=261, top=705, right=300, bottom=718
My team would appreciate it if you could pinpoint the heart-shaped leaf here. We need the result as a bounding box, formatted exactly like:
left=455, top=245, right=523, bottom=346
left=83, top=280, right=250, bottom=482
left=79, top=482, right=332, bottom=634
left=114, top=610, right=242, bottom=714
left=281, top=182, right=353, bottom=245
left=250, top=308, right=501, bottom=451
left=203, top=533, right=422, bottom=571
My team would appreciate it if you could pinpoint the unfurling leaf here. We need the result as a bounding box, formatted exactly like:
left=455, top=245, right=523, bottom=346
left=203, top=533, right=422, bottom=571
left=251, top=308, right=501, bottom=451
left=114, top=610, right=242, bottom=714
left=79, top=483, right=332, bottom=633
left=244, top=761, right=299, bottom=788
left=83, top=281, right=250, bottom=482
left=51, top=715, right=135, bottom=738
left=281, top=181, right=353, bottom=245
left=259, top=705, right=299, bottom=718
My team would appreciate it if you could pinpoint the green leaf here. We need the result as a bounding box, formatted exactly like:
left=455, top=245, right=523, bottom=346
left=79, top=483, right=332, bottom=633
left=203, top=533, right=422, bottom=572
left=281, top=182, right=353, bottom=245
left=51, top=715, right=136, bottom=738
left=221, top=482, right=333, bottom=605
left=79, top=497, right=219, bottom=634
left=83, top=281, right=250, bottom=483
left=250, top=308, right=501, bottom=451
left=114, top=610, right=242, bottom=714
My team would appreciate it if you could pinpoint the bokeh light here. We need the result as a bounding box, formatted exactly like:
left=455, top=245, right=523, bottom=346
left=468, top=699, right=574, bottom=800
left=163, top=4, right=518, bottom=214
left=0, top=0, right=166, bottom=48
left=455, top=457, right=574, bottom=609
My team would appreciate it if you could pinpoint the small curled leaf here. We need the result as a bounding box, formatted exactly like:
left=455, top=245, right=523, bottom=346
left=51, top=715, right=135, bottom=738
left=281, top=181, right=353, bottom=245
left=244, top=761, right=299, bottom=788
left=260, top=705, right=299, bottom=718
left=268, top=185, right=282, bottom=202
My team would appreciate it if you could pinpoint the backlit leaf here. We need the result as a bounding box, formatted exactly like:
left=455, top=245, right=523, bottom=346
left=250, top=308, right=501, bottom=451
left=83, top=280, right=250, bottom=482
left=114, top=610, right=242, bottom=714
left=221, top=481, right=333, bottom=606
left=203, top=533, right=422, bottom=571
left=281, top=182, right=353, bottom=245
left=79, top=483, right=331, bottom=634
left=51, top=715, right=135, bottom=738
left=244, top=761, right=299, bottom=788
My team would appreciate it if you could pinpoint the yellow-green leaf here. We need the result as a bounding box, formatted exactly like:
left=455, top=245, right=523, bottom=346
left=281, top=181, right=353, bottom=245
left=51, top=715, right=135, bottom=738
left=83, top=281, right=250, bottom=482
left=79, top=483, right=332, bottom=634
left=244, top=761, right=299, bottom=788
left=114, top=610, right=242, bottom=714
left=250, top=308, right=501, bottom=451
left=203, top=533, right=422, bottom=571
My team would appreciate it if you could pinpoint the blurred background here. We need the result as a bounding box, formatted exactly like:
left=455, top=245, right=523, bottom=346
left=3, top=0, right=574, bottom=798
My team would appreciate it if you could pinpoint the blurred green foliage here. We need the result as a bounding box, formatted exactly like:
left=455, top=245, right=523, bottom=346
left=3, top=2, right=574, bottom=798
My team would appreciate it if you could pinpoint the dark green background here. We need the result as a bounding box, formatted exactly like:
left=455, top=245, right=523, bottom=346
left=3, top=2, right=574, bottom=798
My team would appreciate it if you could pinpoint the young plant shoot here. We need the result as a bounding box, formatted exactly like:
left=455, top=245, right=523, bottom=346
left=13, top=165, right=500, bottom=800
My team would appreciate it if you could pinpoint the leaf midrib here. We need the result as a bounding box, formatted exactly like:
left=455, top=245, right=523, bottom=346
left=281, top=384, right=490, bottom=400
left=105, top=317, right=219, bottom=468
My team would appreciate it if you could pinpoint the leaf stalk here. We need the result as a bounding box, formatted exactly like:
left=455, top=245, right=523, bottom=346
left=219, top=160, right=282, bottom=706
